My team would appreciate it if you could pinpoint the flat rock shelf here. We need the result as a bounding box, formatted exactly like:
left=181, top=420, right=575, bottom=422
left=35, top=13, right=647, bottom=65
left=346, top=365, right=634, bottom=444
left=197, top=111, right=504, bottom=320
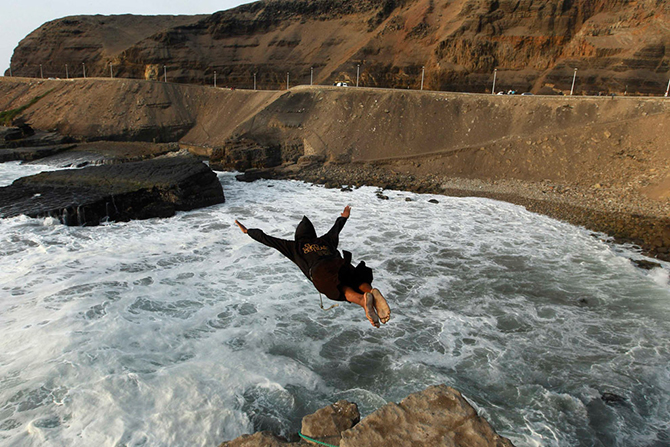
left=0, top=156, right=225, bottom=225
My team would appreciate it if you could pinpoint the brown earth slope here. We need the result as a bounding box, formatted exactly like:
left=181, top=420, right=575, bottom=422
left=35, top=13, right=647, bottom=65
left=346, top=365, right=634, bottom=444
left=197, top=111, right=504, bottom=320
left=0, top=76, right=668, bottom=258
left=6, top=0, right=670, bottom=95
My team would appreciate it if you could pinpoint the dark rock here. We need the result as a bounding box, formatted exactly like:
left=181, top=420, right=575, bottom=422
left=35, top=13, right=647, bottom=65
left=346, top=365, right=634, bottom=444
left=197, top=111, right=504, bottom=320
left=340, top=185, right=353, bottom=192
left=405, top=197, right=413, bottom=201
left=211, top=139, right=281, bottom=172
left=601, top=392, right=626, bottom=405
left=235, top=168, right=276, bottom=183
left=324, top=181, right=340, bottom=189
left=0, top=144, right=77, bottom=163
left=376, top=194, right=389, bottom=200
left=631, top=259, right=662, bottom=270
left=428, top=199, right=439, bottom=204
left=297, top=155, right=325, bottom=166
left=301, top=400, right=360, bottom=447
left=0, top=126, right=73, bottom=150
left=0, top=156, right=224, bottom=225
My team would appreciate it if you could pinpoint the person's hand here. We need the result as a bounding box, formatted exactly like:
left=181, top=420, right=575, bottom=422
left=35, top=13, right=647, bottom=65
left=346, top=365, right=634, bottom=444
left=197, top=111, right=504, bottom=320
left=235, top=220, right=248, bottom=234
left=341, top=205, right=351, bottom=218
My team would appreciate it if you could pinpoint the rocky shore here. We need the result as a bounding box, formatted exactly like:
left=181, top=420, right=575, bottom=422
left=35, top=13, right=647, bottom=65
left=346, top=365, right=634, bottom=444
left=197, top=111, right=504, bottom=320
left=2, top=78, right=668, bottom=258
left=236, top=161, right=670, bottom=262
left=220, top=385, right=515, bottom=447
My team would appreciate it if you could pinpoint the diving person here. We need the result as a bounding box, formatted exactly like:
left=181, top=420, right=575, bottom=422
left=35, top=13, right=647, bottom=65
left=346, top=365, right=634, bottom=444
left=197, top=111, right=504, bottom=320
left=234, top=206, right=390, bottom=327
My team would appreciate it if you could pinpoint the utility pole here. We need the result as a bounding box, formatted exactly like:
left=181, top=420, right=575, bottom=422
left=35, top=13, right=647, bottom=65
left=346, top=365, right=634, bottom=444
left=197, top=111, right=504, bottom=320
left=310, top=66, right=313, bottom=86
left=570, top=68, right=577, bottom=96
left=665, top=78, right=670, bottom=97
left=254, top=72, right=257, bottom=90
left=110, top=63, right=113, bottom=79
left=492, top=68, right=497, bottom=94
left=163, top=65, right=167, bottom=83
left=356, top=64, right=360, bottom=87
left=214, top=71, right=217, bottom=88
left=82, top=63, right=86, bottom=78
left=65, top=64, right=69, bottom=79
left=40, top=64, right=43, bottom=79
left=287, top=72, right=289, bottom=90
left=420, top=66, right=425, bottom=90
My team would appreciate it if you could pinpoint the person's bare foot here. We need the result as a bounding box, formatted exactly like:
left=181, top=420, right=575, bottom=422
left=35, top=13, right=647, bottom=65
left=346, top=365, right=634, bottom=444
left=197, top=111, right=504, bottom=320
left=364, top=292, right=380, bottom=328
left=371, top=289, right=391, bottom=324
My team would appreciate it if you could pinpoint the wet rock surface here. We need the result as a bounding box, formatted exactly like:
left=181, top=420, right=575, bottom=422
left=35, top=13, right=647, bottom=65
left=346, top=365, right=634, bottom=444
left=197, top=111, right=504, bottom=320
left=0, top=156, right=224, bottom=225
left=301, top=401, right=360, bottom=447
left=220, top=385, right=514, bottom=447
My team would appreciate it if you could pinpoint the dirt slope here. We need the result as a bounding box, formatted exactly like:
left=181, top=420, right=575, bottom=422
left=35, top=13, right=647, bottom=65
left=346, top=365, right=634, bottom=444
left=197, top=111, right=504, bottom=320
left=1, top=76, right=668, bottom=201
left=1, top=76, right=668, bottom=256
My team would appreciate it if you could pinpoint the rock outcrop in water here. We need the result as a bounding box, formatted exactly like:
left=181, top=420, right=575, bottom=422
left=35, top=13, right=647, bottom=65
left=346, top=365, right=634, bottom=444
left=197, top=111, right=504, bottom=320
left=0, top=156, right=224, bottom=225
left=6, top=0, right=670, bottom=95
left=220, top=385, right=515, bottom=446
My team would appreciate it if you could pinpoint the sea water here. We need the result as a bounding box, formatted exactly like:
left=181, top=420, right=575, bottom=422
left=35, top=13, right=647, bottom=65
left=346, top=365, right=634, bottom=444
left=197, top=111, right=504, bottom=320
left=0, top=162, right=669, bottom=447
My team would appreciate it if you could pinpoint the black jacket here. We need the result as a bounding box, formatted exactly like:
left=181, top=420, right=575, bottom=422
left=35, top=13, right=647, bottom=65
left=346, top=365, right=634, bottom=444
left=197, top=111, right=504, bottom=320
left=247, top=216, right=348, bottom=280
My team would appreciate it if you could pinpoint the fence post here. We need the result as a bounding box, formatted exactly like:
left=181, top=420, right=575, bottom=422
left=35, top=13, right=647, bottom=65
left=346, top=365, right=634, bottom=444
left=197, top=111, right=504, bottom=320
left=420, top=66, right=425, bottom=90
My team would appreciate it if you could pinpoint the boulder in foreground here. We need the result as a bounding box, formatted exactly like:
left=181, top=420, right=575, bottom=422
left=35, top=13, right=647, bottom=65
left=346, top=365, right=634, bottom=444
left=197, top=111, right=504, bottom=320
left=220, top=385, right=514, bottom=447
left=0, top=156, right=224, bottom=225
left=341, top=385, right=514, bottom=447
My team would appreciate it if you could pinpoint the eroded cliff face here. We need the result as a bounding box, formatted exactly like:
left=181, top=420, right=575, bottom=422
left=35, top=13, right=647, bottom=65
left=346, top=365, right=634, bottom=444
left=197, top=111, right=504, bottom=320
left=6, top=0, right=670, bottom=94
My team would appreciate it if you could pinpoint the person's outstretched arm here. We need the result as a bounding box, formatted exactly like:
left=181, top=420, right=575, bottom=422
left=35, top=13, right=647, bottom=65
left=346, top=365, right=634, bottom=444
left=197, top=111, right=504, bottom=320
left=323, top=206, right=350, bottom=247
left=235, top=219, right=295, bottom=260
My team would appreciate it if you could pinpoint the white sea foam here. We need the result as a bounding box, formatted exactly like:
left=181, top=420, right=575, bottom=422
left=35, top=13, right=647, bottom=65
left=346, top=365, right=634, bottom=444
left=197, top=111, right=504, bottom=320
left=0, top=167, right=669, bottom=446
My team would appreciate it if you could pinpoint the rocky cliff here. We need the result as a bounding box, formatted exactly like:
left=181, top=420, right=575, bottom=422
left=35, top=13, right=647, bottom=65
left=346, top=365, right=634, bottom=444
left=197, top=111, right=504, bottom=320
left=6, top=0, right=670, bottom=95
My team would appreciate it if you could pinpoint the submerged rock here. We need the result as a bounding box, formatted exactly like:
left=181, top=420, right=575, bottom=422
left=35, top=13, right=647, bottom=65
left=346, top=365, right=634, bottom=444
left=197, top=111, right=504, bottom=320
left=601, top=392, right=627, bottom=405
left=631, top=259, right=662, bottom=270
left=235, top=168, right=276, bottom=183
left=0, top=156, right=224, bottom=225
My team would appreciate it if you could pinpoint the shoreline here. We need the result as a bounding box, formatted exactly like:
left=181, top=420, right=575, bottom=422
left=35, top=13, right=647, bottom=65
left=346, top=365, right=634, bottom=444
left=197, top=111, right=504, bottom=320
left=268, top=162, right=670, bottom=262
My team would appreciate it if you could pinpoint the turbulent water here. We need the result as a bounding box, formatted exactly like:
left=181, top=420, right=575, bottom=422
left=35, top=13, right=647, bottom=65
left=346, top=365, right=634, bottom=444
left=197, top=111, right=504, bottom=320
left=0, top=162, right=669, bottom=447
